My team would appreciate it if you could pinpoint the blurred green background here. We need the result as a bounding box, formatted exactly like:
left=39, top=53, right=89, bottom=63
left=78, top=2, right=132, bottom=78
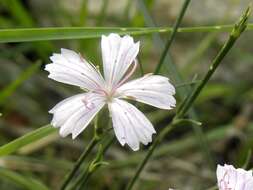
left=0, top=0, right=252, bottom=189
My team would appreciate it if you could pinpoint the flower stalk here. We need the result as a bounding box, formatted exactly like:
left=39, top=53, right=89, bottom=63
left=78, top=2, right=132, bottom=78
left=60, top=117, right=102, bottom=190
left=60, top=137, right=99, bottom=190
left=69, top=136, right=114, bottom=190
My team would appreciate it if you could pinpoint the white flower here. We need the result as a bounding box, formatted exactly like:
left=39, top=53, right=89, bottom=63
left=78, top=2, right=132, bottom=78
left=217, top=164, right=253, bottom=190
left=45, top=33, right=176, bottom=151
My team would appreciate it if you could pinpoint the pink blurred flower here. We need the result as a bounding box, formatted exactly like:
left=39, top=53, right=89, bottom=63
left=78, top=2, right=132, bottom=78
left=217, top=164, right=253, bottom=190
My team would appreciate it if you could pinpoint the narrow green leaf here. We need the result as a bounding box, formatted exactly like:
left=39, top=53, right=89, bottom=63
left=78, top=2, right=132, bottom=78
left=0, top=27, right=168, bottom=43
left=96, top=0, right=109, bottom=25
left=0, top=61, right=41, bottom=105
left=0, top=125, right=56, bottom=156
left=1, top=0, right=34, bottom=26
left=0, top=155, right=72, bottom=172
left=154, top=0, right=191, bottom=74
left=172, top=118, right=202, bottom=127
left=0, top=0, right=53, bottom=58
left=176, top=5, right=251, bottom=118
left=0, top=24, right=253, bottom=43
left=0, top=167, right=49, bottom=190
left=242, top=149, right=252, bottom=169
left=79, top=0, right=88, bottom=26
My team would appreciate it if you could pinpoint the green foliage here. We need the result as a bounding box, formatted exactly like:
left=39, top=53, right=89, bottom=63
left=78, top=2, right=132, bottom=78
left=0, top=24, right=253, bottom=43
left=0, top=61, right=41, bottom=105
left=0, top=167, right=49, bottom=190
left=0, top=125, right=56, bottom=156
left=0, top=0, right=252, bottom=189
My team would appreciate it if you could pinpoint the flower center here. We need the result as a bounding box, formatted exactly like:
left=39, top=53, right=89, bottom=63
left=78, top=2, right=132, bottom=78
left=104, top=86, right=119, bottom=102
left=93, top=59, right=138, bottom=102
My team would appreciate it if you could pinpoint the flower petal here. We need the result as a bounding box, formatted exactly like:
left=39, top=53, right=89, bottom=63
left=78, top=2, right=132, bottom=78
left=117, top=74, right=176, bottom=109
left=101, top=33, right=139, bottom=87
left=108, top=98, right=156, bottom=151
left=45, top=48, right=105, bottom=91
left=245, top=180, right=253, bottom=190
left=50, top=92, right=105, bottom=139
left=216, top=164, right=253, bottom=190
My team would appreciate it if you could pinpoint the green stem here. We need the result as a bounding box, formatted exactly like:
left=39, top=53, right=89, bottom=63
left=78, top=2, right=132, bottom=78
left=126, top=123, right=175, bottom=190
left=60, top=137, right=99, bottom=190
left=175, top=80, right=200, bottom=88
left=60, top=116, right=102, bottom=190
left=96, top=0, right=109, bottom=26
left=125, top=119, right=200, bottom=190
left=138, top=0, right=213, bottom=168
left=0, top=61, right=41, bottom=105
left=154, top=0, right=191, bottom=74
left=176, top=6, right=251, bottom=118
left=242, top=149, right=252, bottom=169
left=79, top=0, right=88, bottom=26
left=69, top=136, right=114, bottom=190
left=126, top=6, right=251, bottom=190
left=78, top=137, right=114, bottom=189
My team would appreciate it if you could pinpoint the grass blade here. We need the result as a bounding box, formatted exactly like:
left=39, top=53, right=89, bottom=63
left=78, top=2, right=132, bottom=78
left=79, top=0, right=88, bottom=26
left=0, top=167, right=49, bottom=190
left=0, top=125, right=56, bottom=156
left=176, top=6, right=251, bottom=117
left=0, top=0, right=53, bottom=58
left=0, top=61, right=41, bottom=105
left=0, top=0, right=34, bottom=26
left=154, top=0, right=191, bottom=74
left=0, top=24, right=253, bottom=43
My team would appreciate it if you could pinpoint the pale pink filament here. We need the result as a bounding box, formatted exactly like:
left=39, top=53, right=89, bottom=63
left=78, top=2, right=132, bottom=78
left=111, top=59, right=138, bottom=94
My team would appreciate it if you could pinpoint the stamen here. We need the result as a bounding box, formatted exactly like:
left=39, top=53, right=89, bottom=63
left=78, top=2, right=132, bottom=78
left=112, top=59, right=138, bottom=92
left=78, top=53, right=105, bottom=90
left=93, top=88, right=108, bottom=96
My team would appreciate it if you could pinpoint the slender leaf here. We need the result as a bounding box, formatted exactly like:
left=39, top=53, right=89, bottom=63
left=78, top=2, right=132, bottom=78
left=0, top=0, right=53, bottom=58
left=0, top=167, right=49, bottom=190
left=0, top=24, right=253, bottom=43
left=0, top=125, right=56, bottom=156
left=0, top=61, right=41, bottom=105
left=96, top=0, right=109, bottom=25
left=1, top=0, right=34, bottom=26
left=79, top=0, right=88, bottom=26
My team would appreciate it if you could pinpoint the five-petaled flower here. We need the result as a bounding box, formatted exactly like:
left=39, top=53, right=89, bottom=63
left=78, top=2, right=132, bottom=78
left=217, top=164, right=253, bottom=190
left=45, top=33, right=176, bottom=151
